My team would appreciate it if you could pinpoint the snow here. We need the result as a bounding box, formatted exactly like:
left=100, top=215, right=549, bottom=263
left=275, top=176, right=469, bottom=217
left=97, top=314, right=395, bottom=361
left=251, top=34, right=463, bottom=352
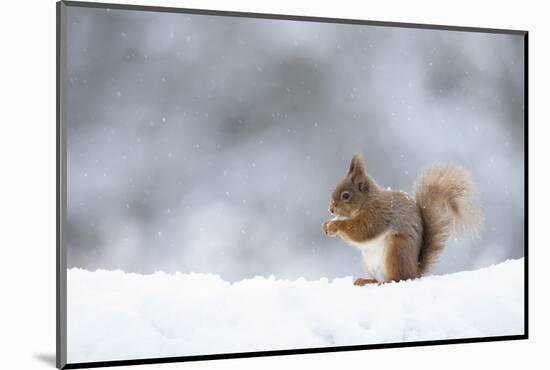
left=67, top=258, right=524, bottom=363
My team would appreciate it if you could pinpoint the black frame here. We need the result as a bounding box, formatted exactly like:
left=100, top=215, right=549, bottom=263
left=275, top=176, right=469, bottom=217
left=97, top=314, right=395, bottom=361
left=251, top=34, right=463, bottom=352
left=56, top=1, right=529, bottom=368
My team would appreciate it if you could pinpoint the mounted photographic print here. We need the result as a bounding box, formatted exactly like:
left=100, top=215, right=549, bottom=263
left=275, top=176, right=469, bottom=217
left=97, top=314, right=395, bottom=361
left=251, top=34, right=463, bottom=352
left=57, top=1, right=528, bottom=368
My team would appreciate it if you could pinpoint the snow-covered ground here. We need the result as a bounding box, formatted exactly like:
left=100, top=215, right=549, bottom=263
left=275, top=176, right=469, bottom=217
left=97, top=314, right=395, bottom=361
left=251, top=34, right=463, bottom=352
left=67, top=259, right=524, bottom=363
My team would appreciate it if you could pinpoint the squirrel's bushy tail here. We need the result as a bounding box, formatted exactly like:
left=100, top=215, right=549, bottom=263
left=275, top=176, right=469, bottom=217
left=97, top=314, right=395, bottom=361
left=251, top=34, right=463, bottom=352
left=415, top=166, right=481, bottom=275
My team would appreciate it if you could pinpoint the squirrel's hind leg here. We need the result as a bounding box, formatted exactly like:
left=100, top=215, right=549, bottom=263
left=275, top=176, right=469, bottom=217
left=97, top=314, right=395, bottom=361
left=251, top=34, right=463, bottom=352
left=384, top=234, right=420, bottom=282
left=353, top=278, right=379, bottom=286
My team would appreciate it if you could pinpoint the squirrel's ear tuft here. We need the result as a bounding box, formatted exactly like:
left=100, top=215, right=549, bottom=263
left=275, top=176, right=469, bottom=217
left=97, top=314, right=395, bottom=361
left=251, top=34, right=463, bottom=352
left=348, top=154, right=366, bottom=181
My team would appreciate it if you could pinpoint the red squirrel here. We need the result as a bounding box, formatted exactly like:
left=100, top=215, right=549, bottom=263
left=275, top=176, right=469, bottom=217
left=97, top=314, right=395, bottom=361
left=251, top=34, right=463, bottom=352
left=322, top=154, right=481, bottom=285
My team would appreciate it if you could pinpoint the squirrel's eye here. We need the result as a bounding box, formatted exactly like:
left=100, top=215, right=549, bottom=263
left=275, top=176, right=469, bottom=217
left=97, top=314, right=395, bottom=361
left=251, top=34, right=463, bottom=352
left=340, top=191, right=351, bottom=201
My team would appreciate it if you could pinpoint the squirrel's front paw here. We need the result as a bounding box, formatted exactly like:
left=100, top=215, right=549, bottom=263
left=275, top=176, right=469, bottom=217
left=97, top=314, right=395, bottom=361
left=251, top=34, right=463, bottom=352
left=322, top=220, right=339, bottom=237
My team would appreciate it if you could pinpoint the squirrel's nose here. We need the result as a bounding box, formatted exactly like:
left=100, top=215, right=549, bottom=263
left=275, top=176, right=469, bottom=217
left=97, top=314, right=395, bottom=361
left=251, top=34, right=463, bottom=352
left=329, top=206, right=335, bottom=214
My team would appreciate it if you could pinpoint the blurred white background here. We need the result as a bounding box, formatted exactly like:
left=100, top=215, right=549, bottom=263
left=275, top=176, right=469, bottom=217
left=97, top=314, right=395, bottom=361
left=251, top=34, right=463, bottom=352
left=66, top=4, right=523, bottom=280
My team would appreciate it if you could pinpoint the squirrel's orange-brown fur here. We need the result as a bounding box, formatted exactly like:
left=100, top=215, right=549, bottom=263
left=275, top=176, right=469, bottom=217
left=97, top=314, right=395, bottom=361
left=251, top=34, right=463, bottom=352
left=322, top=154, right=481, bottom=285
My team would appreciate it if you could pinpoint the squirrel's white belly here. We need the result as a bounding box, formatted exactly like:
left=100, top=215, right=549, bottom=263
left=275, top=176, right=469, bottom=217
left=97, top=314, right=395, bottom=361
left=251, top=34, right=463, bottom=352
left=348, top=231, right=390, bottom=282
